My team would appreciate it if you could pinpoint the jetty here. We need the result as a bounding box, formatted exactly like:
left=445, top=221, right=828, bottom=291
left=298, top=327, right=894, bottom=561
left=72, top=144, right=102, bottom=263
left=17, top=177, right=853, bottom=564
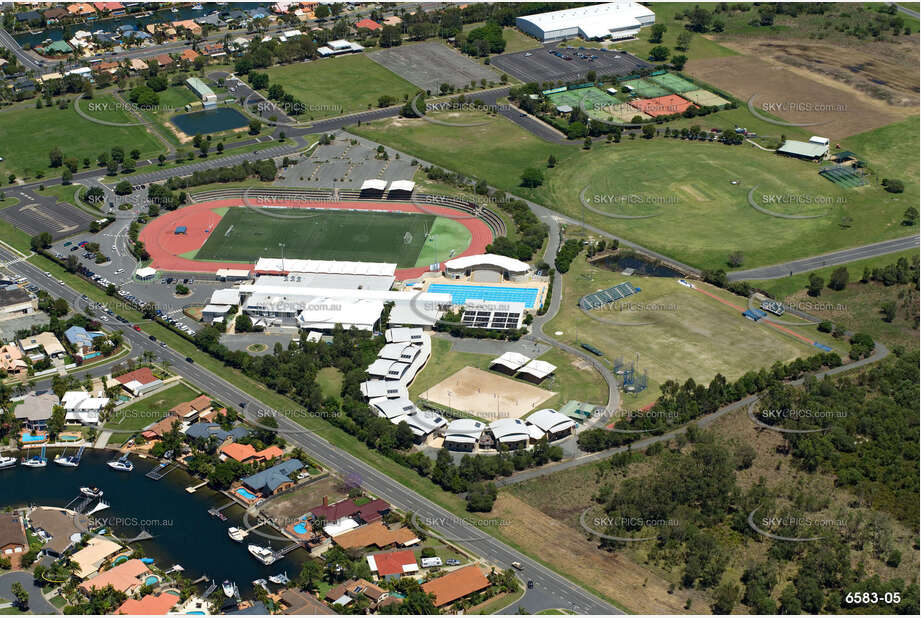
left=186, top=481, right=208, bottom=493
left=146, top=461, right=179, bottom=480
left=208, top=501, right=235, bottom=521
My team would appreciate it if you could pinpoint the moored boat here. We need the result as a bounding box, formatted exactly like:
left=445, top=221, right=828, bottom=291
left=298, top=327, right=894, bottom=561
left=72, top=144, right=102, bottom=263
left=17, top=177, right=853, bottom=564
left=247, top=544, right=276, bottom=565
left=228, top=527, right=248, bottom=542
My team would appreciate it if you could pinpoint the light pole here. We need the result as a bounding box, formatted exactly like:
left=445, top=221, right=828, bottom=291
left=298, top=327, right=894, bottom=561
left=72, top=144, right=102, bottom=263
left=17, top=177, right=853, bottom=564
left=278, top=242, right=286, bottom=271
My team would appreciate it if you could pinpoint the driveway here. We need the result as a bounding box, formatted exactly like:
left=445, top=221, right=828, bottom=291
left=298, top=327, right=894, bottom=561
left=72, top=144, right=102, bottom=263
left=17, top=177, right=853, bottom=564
left=0, top=571, right=57, bottom=615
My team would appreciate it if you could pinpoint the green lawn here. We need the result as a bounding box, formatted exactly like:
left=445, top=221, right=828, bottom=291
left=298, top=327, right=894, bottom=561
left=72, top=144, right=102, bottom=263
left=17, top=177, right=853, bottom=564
left=34, top=183, right=82, bottom=207
left=353, top=113, right=919, bottom=271
left=545, top=256, right=846, bottom=391
left=0, top=196, right=20, bottom=210
left=262, top=55, right=420, bottom=119
left=501, top=27, right=542, bottom=53
left=104, top=382, right=200, bottom=432
left=194, top=206, right=436, bottom=267
left=614, top=3, right=739, bottom=62
left=316, top=367, right=343, bottom=400
left=413, top=216, right=472, bottom=267
left=0, top=96, right=164, bottom=181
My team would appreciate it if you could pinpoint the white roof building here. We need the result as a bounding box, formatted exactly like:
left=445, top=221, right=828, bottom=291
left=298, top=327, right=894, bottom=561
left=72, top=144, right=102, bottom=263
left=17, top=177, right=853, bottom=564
left=518, top=359, right=557, bottom=381
left=371, top=397, right=417, bottom=420
left=367, top=359, right=412, bottom=381
left=359, top=179, right=388, bottom=192
left=528, top=408, right=576, bottom=435
left=135, top=266, right=156, bottom=279
left=210, top=289, right=242, bottom=305
left=360, top=380, right=408, bottom=400
left=253, top=258, right=396, bottom=278
left=490, top=352, right=531, bottom=372
left=317, top=39, right=365, bottom=56
left=403, top=411, right=446, bottom=437
left=515, top=2, right=655, bottom=42
left=378, top=343, right=421, bottom=363
left=295, top=297, right=384, bottom=332
left=489, top=418, right=535, bottom=445
left=444, top=254, right=530, bottom=276
left=444, top=418, right=486, bottom=446
left=386, top=327, right=424, bottom=343
left=388, top=180, right=415, bottom=193
left=61, top=391, right=109, bottom=425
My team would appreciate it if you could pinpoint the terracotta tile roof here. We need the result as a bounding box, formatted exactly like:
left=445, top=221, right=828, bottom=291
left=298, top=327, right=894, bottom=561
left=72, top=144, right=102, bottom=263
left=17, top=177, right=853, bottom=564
left=169, top=394, right=211, bottom=417
left=355, top=18, right=381, bottom=30
left=142, top=414, right=180, bottom=439
left=116, top=593, right=178, bottom=615
left=280, top=589, right=334, bottom=615
left=333, top=521, right=418, bottom=550
left=180, top=49, right=200, bottom=61
left=80, top=559, right=150, bottom=594
left=0, top=514, right=26, bottom=550
left=368, top=550, right=417, bottom=577
left=114, top=367, right=158, bottom=386
left=422, top=565, right=490, bottom=607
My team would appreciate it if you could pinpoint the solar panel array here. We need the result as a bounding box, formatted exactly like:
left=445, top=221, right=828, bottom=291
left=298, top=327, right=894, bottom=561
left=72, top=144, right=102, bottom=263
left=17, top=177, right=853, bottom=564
left=580, top=282, right=638, bottom=310
left=461, top=306, right=523, bottom=330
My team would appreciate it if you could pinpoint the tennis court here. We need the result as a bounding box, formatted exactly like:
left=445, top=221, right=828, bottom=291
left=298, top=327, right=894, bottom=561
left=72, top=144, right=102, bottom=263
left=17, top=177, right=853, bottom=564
left=629, top=94, right=696, bottom=118
left=548, top=87, right=621, bottom=114
left=426, top=283, right=541, bottom=309
left=819, top=166, right=868, bottom=188
left=622, top=78, right=670, bottom=98
left=682, top=88, right=730, bottom=107
left=650, top=72, right=698, bottom=94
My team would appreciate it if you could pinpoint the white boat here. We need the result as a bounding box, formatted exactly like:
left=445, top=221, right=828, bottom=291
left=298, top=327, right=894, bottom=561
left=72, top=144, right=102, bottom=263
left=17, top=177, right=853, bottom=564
left=21, top=455, right=47, bottom=468
left=80, top=486, right=103, bottom=498
left=192, top=3, right=204, bottom=9
left=268, top=572, right=289, bottom=585
left=228, top=527, right=248, bottom=542
left=0, top=455, right=17, bottom=469
left=54, top=453, right=80, bottom=467
left=107, top=455, right=134, bottom=472
left=247, top=544, right=276, bottom=565
left=252, top=578, right=268, bottom=591
left=222, top=580, right=236, bottom=598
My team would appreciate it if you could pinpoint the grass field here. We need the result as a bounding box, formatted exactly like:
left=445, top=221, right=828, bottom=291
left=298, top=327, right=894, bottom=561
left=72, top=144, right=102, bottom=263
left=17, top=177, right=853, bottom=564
left=316, top=367, right=343, bottom=400
left=354, top=112, right=919, bottom=271
left=546, top=257, right=846, bottom=390
left=104, top=382, right=200, bottom=432
left=262, top=55, right=419, bottom=119
left=613, top=3, right=739, bottom=62
left=194, top=207, right=436, bottom=268
left=0, top=96, right=164, bottom=180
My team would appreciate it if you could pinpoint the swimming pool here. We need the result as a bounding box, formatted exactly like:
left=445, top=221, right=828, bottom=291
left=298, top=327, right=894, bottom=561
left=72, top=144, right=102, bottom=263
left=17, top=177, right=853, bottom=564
left=427, top=284, right=541, bottom=309
left=60, top=433, right=82, bottom=442
left=20, top=432, right=47, bottom=444
left=293, top=523, right=308, bottom=535
left=235, top=487, right=258, bottom=500
left=144, top=575, right=160, bottom=587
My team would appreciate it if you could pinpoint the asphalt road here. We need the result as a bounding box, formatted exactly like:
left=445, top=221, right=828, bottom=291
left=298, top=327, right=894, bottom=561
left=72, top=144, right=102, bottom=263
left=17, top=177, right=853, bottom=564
left=0, top=244, right=620, bottom=615
left=0, top=571, right=57, bottom=615
left=727, top=234, right=920, bottom=281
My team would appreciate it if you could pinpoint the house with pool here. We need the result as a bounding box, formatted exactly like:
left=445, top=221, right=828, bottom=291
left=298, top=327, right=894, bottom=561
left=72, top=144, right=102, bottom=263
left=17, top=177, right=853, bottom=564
left=235, top=458, right=304, bottom=503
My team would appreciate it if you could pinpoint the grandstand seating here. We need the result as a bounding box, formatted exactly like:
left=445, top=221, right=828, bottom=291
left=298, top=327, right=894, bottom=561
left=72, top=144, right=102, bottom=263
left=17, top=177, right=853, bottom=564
left=579, top=281, right=639, bottom=310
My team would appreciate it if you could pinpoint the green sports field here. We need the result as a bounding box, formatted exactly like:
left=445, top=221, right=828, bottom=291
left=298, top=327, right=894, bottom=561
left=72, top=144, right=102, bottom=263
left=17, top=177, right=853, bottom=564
left=193, top=207, right=470, bottom=268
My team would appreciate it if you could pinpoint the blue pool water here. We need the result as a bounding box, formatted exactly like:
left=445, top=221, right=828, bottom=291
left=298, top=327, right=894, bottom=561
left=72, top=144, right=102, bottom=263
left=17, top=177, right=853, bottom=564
left=145, top=575, right=160, bottom=586
left=20, top=433, right=46, bottom=443
left=427, top=284, right=541, bottom=309
left=235, top=487, right=258, bottom=500
left=293, top=523, right=308, bottom=535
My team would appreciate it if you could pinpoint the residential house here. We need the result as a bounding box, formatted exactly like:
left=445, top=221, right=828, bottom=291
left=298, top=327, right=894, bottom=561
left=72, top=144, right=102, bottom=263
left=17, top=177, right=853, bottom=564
left=332, top=521, right=419, bottom=550
left=169, top=394, right=211, bottom=423
left=93, top=60, right=120, bottom=74
left=67, top=4, right=98, bottom=17
left=93, top=2, right=125, bottom=15
left=71, top=536, right=123, bottom=578
left=220, top=442, right=283, bottom=464
left=79, top=559, right=151, bottom=595
left=115, top=593, right=179, bottom=615
left=355, top=18, right=382, bottom=31
left=366, top=549, right=418, bottom=582
left=0, top=343, right=28, bottom=377
left=18, top=332, right=65, bottom=360
left=172, top=20, right=203, bottom=36
left=185, top=422, right=249, bottom=444
left=63, top=325, right=105, bottom=361
left=310, top=497, right=390, bottom=527
left=325, top=578, right=389, bottom=608
left=15, top=11, right=43, bottom=26
left=421, top=564, right=491, bottom=608
left=382, top=15, right=403, bottom=26
left=240, top=459, right=303, bottom=497
left=0, top=514, right=27, bottom=562
left=154, top=53, right=173, bottom=68
left=140, top=414, right=180, bottom=440
left=278, top=589, right=335, bottom=615
left=61, top=391, right=109, bottom=425
left=128, top=57, right=149, bottom=71
left=14, top=392, right=57, bottom=431
left=43, top=7, right=70, bottom=23
left=179, top=48, right=200, bottom=63
left=11, top=77, right=37, bottom=96
left=113, top=367, right=162, bottom=396
left=200, top=42, right=226, bottom=57
left=27, top=507, right=82, bottom=556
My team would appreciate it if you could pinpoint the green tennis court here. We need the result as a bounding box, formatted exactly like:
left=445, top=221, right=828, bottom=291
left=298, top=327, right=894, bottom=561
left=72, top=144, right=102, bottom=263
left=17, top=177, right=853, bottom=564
left=548, top=87, right=622, bottom=120
left=649, top=72, right=698, bottom=94
left=195, top=207, right=436, bottom=267
left=622, top=78, right=670, bottom=98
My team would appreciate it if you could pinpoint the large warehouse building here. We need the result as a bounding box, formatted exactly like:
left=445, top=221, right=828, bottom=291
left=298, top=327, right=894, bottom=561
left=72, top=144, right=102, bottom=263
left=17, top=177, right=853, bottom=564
left=516, top=2, right=656, bottom=42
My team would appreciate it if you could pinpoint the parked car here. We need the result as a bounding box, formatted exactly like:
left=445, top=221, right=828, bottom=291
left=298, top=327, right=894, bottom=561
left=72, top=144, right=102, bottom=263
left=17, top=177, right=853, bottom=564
left=133, top=325, right=141, bottom=332
left=185, top=357, right=194, bottom=363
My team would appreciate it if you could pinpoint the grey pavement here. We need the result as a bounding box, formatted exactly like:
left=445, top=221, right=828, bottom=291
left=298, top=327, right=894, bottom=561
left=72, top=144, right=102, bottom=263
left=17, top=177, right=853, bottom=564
left=0, top=571, right=57, bottom=615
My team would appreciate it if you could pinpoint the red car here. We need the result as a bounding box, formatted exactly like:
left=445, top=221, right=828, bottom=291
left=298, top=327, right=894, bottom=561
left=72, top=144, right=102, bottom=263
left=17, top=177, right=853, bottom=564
left=133, top=325, right=142, bottom=332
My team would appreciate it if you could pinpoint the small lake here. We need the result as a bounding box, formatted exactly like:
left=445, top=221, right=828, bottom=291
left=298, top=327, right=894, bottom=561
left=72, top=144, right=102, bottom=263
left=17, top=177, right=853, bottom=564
left=595, top=252, right=683, bottom=278
left=171, top=107, right=249, bottom=136
left=0, top=449, right=305, bottom=596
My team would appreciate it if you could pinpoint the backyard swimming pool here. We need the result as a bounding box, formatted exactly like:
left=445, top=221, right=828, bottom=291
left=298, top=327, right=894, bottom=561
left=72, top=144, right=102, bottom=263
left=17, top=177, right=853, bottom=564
left=171, top=107, right=249, bottom=135
left=20, top=432, right=47, bottom=444
left=235, top=487, right=258, bottom=501
left=426, top=283, right=541, bottom=309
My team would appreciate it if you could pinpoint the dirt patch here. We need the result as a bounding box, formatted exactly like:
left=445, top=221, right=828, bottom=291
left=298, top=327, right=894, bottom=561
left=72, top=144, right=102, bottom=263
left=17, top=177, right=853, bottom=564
left=490, top=492, right=712, bottom=614
left=570, top=357, right=592, bottom=371
left=260, top=475, right=346, bottom=524
left=419, top=366, right=554, bottom=420
left=679, top=184, right=707, bottom=202
left=686, top=53, right=913, bottom=139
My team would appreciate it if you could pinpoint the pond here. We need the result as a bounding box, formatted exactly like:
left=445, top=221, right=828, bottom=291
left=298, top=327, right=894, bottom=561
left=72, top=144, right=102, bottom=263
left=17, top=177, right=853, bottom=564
left=171, top=107, right=249, bottom=136
left=595, top=252, right=683, bottom=278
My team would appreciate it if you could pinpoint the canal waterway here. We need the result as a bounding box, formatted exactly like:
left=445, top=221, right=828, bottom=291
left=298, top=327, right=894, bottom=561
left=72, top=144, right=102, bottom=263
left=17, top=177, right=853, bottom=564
left=0, top=448, right=305, bottom=596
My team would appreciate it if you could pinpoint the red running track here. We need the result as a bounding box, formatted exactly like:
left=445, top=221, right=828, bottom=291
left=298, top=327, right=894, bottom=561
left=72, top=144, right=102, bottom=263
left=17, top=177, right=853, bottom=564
left=138, top=199, right=493, bottom=280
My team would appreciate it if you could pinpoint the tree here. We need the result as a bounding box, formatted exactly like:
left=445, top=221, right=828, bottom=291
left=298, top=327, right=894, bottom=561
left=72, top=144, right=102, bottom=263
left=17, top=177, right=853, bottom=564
left=30, top=232, right=53, bottom=251
left=11, top=582, right=28, bottom=611
left=828, top=266, right=849, bottom=291
left=49, top=146, right=64, bottom=168
left=902, top=206, right=918, bottom=226
left=114, top=180, right=133, bottom=195
left=248, top=118, right=261, bottom=135
left=547, top=154, right=557, bottom=168
left=671, top=54, right=688, bottom=70
left=48, top=405, right=66, bottom=439
left=727, top=251, right=744, bottom=267
left=158, top=153, right=166, bottom=166
left=62, top=167, right=73, bottom=185
left=881, top=301, right=897, bottom=323
left=642, top=125, right=656, bottom=139
left=807, top=274, right=824, bottom=297
left=649, top=23, right=667, bottom=43
left=676, top=31, right=693, bottom=50
left=882, top=178, right=904, bottom=193
left=520, top=167, right=543, bottom=188
left=466, top=482, right=498, bottom=511
left=314, top=3, right=330, bottom=19
left=711, top=582, right=738, bottom=614
left=649, top=45, right=670, bottom=61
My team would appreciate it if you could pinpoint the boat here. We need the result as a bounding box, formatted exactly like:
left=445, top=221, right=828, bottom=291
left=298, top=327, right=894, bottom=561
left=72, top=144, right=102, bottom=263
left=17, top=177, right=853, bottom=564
left=222, top=580, right=236, bottom=598
left=247, top=544, right=276, bottom=565
left=141, top=558, right=155, bottom=565
left=228, top=527, right=248, bottom=542
left=192, top=3, right=204, bottom=9
left=80, top=486, right=103, bottom=498
left=171, top=8, right=179, bottom=13
left=54, top=447, right=81, bottom=467
left=22, top=446, right=47, bottom=468
left=107, top=455, right=134, bottom=472
left=268, top=572, right=289, bottom=585
left=252, top=578, right=269, bottom=591
left=0, top=455, right=17, bottom=469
